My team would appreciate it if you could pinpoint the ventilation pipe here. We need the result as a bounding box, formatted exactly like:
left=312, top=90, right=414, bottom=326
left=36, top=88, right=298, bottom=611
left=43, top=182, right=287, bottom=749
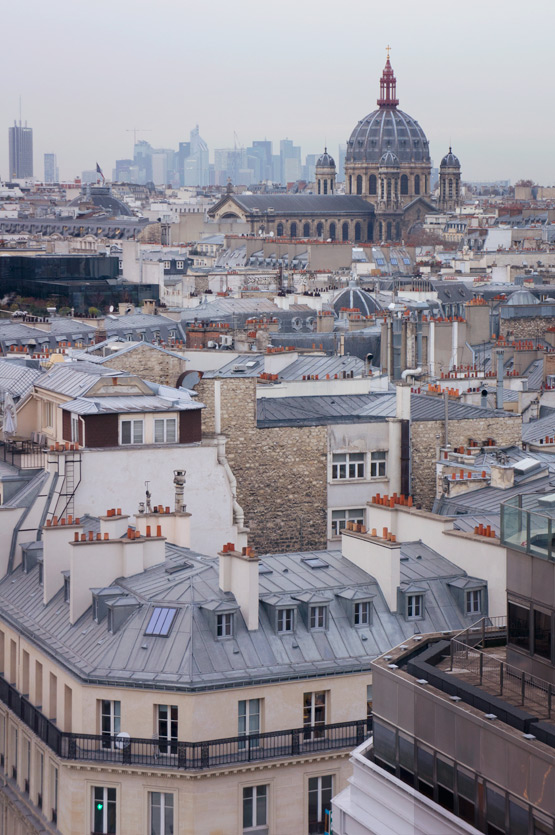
left=496, top=348, right=504, bottom=411
left=392, top=313, right=402, bottom=381
left=416, top=312, right=423, bottom=368
left=174, top=470, right=186, bottom=513
left=401, top=367, right=422, bottom=382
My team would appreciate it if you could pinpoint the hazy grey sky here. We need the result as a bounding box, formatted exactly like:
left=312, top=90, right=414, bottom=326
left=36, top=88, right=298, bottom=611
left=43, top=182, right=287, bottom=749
left=2, top=0, right=554, bottom=184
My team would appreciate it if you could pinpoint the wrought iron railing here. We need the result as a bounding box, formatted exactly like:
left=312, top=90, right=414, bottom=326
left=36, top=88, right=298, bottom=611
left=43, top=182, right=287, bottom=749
left=0, top=675, right=370, bottom=771
left=0, top=440, right=47, bottom=470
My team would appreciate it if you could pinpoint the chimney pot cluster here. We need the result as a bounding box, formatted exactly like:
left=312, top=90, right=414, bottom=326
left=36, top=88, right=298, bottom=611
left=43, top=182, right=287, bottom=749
left=241, top=546, right=255, bottom=558
left=222, top=542, right=236, bottom=553
left=371, top=493, right=413, bottom=508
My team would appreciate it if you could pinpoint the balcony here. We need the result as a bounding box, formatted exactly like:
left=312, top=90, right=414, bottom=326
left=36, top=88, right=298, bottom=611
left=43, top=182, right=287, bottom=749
left=0, top=676, right=370, bottom=771
left=501, top=493, right=555, bottom=560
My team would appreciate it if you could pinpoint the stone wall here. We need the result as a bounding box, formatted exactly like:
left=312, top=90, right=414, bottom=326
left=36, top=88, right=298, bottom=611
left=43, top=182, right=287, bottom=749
left=500, top=316, right=555, bottom=340
left=101, top=343, right=187, bottom=387
left=411, top=414, right=522, bottom=510
left=196, top=377, right=327, bottom=553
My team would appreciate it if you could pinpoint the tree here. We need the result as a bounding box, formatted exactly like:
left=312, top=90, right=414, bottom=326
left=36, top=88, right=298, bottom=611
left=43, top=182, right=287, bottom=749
left=515, top=179, right=535, bottom=188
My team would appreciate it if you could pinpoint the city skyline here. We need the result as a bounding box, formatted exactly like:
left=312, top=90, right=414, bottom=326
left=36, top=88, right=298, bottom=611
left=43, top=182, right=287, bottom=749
left=1, top=0, right=554, bottom=184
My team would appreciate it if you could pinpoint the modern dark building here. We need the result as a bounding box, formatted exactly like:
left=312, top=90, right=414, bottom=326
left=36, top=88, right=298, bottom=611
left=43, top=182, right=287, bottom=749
left=8, top=120, right=33, bottom=179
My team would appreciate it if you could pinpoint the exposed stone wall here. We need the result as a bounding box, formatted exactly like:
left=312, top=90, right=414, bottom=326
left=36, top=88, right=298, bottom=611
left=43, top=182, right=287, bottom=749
left=196, top=377, right=327, bottom=553
left=411, top=415, right=523, bottom=509
left=102, top=343, right=187, bottom=387
left=500, top=316, right=555, bottom=340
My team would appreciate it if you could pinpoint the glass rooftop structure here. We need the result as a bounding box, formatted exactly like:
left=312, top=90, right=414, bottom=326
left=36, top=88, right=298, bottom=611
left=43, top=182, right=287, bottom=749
left=501, top=493, right=555, bottom=560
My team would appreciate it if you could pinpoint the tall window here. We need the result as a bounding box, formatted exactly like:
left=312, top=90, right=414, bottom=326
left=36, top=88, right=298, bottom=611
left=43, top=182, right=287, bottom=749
left=92, top=786, right=116, bottom=835
left=290, top=222, right=297, bottom=238
left=50, top=763, right=58, bottom=823
left=71, top=414, right=80, bottom=443
left=354, top=601, right=371, bottom=626
left=465, top=589, right=482, bottom=615
left=238, top=699, right=260, bottom=749
left=354, top=222, right=362, bottom=242
left=310, top=606, right=327, bottom=630
left=308, top=775, right=333, bottom=834
left=323, top=179, right=328, bottom=194
left=216, top=613, right=233, bottom=638
left=43, top=401, right=54, bottom=428
left=341, top=222, right=349, bottom=242
left=149, top=792, right=174, bottom=835
left=414, top=174, right=421, bottom=195
left=303, top=691, right=326, bottom=740
left=243, top=785, right=267, bottom=832
left=37, top=750, right=43, bottom=809
left=276, top=223, right=283, bottom=237
left=369, top=174, right=377, bottom=195
left=329, top=222, right=336, bottom=241
left=400, top=174, right=409, bottom=195
left=370, top=451, right=387, bottom=478
left=277, top=608, right=295, bottom=633
left=407, top=594, right=423, bottom=620
left=157, top=704, right=178, bottom=754
left=508, top=601, right=530, bottom=651
left=332, top=452, right=365, bottom=480
left=316, top=222, right=324, bottom=238
left=154, top=418, right=177, bottom=444
left=356, top=175, right=362, bottom=195
left=303, top=222, right=310, bottom=237
left=534, top=609, right=552, bottom=660
left=331, top=508, right=365, bottom=537
left=23, top=737, right=30, bottom=793
left=100, top=700, right=121, bottom=749
left=120, top=419, right=143, bottom=445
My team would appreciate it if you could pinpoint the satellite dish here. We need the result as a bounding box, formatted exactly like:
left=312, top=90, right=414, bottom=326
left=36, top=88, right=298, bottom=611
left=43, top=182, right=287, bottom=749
left=115, top=732, right=131, bottom=750
left=109, top=305, right=114, bottom=313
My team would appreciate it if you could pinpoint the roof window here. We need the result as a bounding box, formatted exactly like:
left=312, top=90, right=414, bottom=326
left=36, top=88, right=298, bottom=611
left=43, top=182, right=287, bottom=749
left=145, top=607, right=177, bottom=636
left=301, top=556, right=329, bottom=569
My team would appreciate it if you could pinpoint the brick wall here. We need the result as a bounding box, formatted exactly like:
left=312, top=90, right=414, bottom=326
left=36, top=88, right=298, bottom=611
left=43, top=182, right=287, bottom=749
left=500, top=316, right=555, bottom=339
left=101, top=343, right=187, bottom=387
left=411, top=415, right=523, bottom=509
left=196, top=377, right=327, bottom=553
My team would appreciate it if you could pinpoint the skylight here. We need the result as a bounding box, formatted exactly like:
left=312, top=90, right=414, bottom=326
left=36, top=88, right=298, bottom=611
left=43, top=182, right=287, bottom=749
left=145, top=607, right=177, bottom=636
left=301, top=557, right=330, bottom=569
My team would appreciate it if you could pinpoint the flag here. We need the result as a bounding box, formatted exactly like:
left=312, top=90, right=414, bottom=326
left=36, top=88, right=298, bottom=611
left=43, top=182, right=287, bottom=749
left=96, top=162, right=105, bottom=181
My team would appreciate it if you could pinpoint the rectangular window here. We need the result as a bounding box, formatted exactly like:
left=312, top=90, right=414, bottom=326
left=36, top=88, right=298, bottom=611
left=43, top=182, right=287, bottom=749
left=100, top=700, right=121, bottom=749
left=120, top=419, right=143, bottom=445
left=23, top=737, right=30, bottom=793
left=238, top=699, right=260, bottom=750
left=216, top=613, right=233, bottom=638
left=154, top=418, right=177, bottom=444
left=92, top=786, right=116, bottom=835
left=277, top=608, right=295, bottom=633
left=303, top=691, right=326, bottom=740
left=176, top=261, right=184, bottom=270
left=11, top=726, right=17, bottom=780
left=508, top=601, right=530, bottom=651
left=50, top=764, right=58, bottom=823
left=0, top=714, right=5, bottom=770
left=149, top=791, right=174, bottom=835
left=243, top=785, right=267, bottom=831
left=43, top=401, right=54, bottom=428
left=370, top=451, right=387, bottom=478
left=310, top=606, right=327, bottom=630
left=308, top=775, right=333, bottom=834
left=37, top=750, right=43, bottom=809
left=331, top=508, right=365, bottom=537
left=157, top=705, right=178, bottom=754
left=407, top=594, right=423, bottom=620
left=163, top=261, right=170, bottom=269
left=331, top=452, right=365, bottom=480
left=354, top=601, right=371, bottom=626
left=465, top=589, right=482, bottom=615
left=71, top=414, right=80, bottom=444
left=534, top=609, right=552, bottom=660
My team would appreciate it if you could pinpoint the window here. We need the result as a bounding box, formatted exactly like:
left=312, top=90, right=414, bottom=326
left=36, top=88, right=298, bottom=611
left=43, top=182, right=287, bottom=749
left=100, top=700, right=120, bottom=749
left=92, top=786, right=116, bottom=835
left=366, top=685, right=373, bottom=722
left=508, top=601, right=530, bottom=651
left=154, top=418, right=177, bottom=444
left=369, top=174, right=377, bottom=195
left=238, top=699, right=260, bottom=749
left=354, top=601, right=371, bottom=626
left=146, top=608, right=177, bottom=637
left=277, top=608, right=295, bottom=633
left=370, top=451, right=387, bottom=478
left=331, top=508, right=365, bottom=537
left=243, top=785, right=267, bottom=832
left=176, top=260, right=184, bottom=269
left=23, top=737, right=30, bottom=793
left=407, top=594, right=423, bottom=620
left=11, top=726, right=17, bottom=780
left=310, top=606, right=327, bottom=630
left=308, top=775, right=333, bottom=834
left=216, top=612, right=233, bottom=638
left=71, top=414, right=80, bottom=443
left=120, top=419, right=143, bottom=445
left=534, top=609, right=552, bottom=660
left=37, top=750, right=43, bottom=809
left=465, top=589, right=482, bottom=615
left=331, top=452, right=365, bottom=480
left=43, top=401, right=54, bottom=428
left=303, top=691, right=326, bottom=740
left=50, top=764, right=58, bottom=823
left=157, top=705, right=178, bottom=754
left=149, top=791, right=174, bottom=835
left=163, top=261, right=170, bottom=269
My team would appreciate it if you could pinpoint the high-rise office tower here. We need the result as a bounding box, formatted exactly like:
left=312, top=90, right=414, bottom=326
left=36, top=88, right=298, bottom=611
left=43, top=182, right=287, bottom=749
left=8, top=120, right=33, bottom=179
left=43, top=153, right=59, bottom=183
left=184, top=126, right=209, bottom=187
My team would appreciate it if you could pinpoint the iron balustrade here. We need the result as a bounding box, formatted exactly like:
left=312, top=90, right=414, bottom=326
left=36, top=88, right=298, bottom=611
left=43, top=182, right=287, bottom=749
left=0, top=675, right=370, bottom=771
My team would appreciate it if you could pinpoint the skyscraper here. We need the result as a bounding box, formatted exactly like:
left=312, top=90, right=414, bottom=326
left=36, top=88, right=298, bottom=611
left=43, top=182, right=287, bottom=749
left=183, top=126, right=209, bottom=187
left=43, top=153, right=59, bottom=184
left=8, top=120, right=33, bottom=179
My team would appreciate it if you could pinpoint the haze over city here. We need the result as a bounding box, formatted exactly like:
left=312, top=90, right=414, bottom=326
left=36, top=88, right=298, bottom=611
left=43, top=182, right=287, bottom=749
left=2, top=0, right=555, bottom=184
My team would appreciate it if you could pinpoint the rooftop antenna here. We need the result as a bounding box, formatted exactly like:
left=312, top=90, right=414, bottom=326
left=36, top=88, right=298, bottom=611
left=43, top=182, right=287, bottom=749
left=145, top=480, right=152, bottom=513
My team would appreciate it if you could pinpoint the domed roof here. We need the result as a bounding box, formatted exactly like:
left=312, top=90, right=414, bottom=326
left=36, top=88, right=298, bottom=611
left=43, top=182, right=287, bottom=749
left=379, top=150, right=400, bottom=167
left=316, top=148, right=335, bottom=168
left=440, top=147, right=460, bottom=169
left=345, top=56, right=430, bottom=165
left=506, top=289, right=539, bottom=306
left=69, top=184, right=132, bottom=217
left=332, top=282, right=383, bottom=317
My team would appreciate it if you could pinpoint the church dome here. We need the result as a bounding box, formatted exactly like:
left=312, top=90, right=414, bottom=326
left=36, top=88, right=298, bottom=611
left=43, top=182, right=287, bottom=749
left=345, top=56, right=430, bottom=165
left=440, top=148, right=460, bottom=169
left=332, top=283, right=383, bottom=317
left=316, top=148, right=335, bottom=168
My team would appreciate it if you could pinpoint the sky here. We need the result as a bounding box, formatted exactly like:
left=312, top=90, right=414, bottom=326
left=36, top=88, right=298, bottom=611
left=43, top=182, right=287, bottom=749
left=1, top=0, right=554, bottom=184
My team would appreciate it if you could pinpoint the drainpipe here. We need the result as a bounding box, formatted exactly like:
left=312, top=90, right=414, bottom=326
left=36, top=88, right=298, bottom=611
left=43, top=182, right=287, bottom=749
left=392, top=313, right=402, bottom=381
left=444, top=388, right=449, bottom=447
left=416, top=312, right=423, bottom=368
left=451, top=319, right=458, bottom=369
left=429, top=320, right=435, bottom=377
left=216, top=435, right=245, bottom=529
left=496, top=348, right=504, bottom=411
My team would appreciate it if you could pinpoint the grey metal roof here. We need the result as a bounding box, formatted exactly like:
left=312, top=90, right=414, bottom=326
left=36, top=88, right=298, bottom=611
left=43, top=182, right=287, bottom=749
left=345, top=107, right=430, bottom=165
left=215, top=194, right=373, bottom=217
left=61, top=393, right=198, bottom=415
left=95, top=341, right=188, bottom=364
left=0, top=360, right=43, bottom=398
left=523, top=413, right=555, bottom=444
left=0, top=538, right=484, bottom=691
left=203, top=354, right=366, bottom=382
left=34, top=363, right=123, bottom=397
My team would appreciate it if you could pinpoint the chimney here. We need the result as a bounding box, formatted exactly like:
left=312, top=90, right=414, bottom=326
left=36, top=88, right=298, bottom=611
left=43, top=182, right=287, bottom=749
left=496, top=348, right=504, bottom=411
left=99, top=509, right=130, bottom=540
left=174, top=469, right=186, bottom=513
left=341, top=529, right=400, bottom=612
left=42, top=517, right=84, bottom=605
left=395, top=383, right=411, bottom=420
left=219, top=545, right=259, bottom=630
left=490, top=463, right=514, bottom=490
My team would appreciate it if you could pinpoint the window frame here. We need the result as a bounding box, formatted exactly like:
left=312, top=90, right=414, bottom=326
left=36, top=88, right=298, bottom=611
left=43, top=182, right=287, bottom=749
left=407, top=594, right=424, bottom=621
left=242, top=784, right=268, bottom=832
left=330, top=508, right=365, bottom=538
left=309, top=605, right=328, bottom=631
left=276, top=607, right=295, bottom=634
left=238, top=699, right=261, bottom=750
left=99, top=700, right=121, bottom=749
left=465, top=589, right=483, bottom=616
left=331, top=452, right=365, bottom=481
left=120, top=418, right=144, bottom=446
left=92, top=785, right=117, bottom=835
left=149, top=790, right=174, bottom=835
left=308, top=774, right=333, bottom=831
left=370, top=450, right=387, bottom=479
left=154, top=417, right=177, bottom=444
left=354, top=600, right=372, bottom=627
left=216, top=612, right=233, bottom=639
left=156, top=704, right=178, bottom=754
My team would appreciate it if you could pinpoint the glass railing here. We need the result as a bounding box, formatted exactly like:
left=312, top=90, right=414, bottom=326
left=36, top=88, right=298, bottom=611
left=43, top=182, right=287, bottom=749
left=501, top=495, right=555, bottom=561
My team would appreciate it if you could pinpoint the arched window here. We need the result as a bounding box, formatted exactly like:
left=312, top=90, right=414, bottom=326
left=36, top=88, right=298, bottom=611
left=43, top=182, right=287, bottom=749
left=330, top=180, right=334, bottom=194
left=317, top=180, right=321, bottom=194
left=424, top=175, right=428, bottom=194
left=400, top=174, right=408, bottom=195
left=395, top=222, right=401, bottom=241
left=386, top=221, right=392, bottom=241
left=387, top=178, right=392, bottom=200
left=369, top=174, right=377, bottom=195
left=356, top=175, right=363, bottom=195
left=414, top=174, right=421, bottom=195
left=342, top=221, right=349, bottom=242
left=348, top=175, right=352, bottom=194
left=323, top=180, right=328, bottom=194
left=378, top=221, right=383, bottom=241
left=277, top=223, right=283, bottom=237
left=455, top=181, right=460, bottom=198
left=380, top=179, right=385, bottom=199
left=367, top=221, right=374, bottom=242
left=316, top=222, right=324, bottom=237
left=329, top=222, right=336, bottom=240
left=290, top=222, right=297, bottom=238
left=354, top=222, right=362, bottom=242
left=303, top=222, right=310, bottom=237
left=448, top=179, right=453, bottom=198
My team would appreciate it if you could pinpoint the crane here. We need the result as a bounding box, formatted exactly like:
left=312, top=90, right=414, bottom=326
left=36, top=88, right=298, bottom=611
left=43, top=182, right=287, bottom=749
left=126, top=128, right=152, bottom=147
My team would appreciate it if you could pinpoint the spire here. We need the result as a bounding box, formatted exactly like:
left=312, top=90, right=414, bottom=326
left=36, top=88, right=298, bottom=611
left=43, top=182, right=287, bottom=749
left=377, top=47, right=399, bottom=109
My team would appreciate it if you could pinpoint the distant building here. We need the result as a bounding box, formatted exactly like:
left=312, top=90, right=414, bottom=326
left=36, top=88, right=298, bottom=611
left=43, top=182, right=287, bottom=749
left=184, top=125, right=209, bottom=187
left=8, top=120, right=33, bottom=179
left=43, top=153, right=58, bottom=184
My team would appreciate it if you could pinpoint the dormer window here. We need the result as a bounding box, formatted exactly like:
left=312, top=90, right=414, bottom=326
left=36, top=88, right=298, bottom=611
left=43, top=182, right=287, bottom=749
left=310, top=605, right=328, bottom=630
left=217, top=612, right=233, bottom=638
left=465, top=589, right=482, bottom=615
left=354, top=601, right=371, bottom=626
left=277, top=608, right=295, bottom=633
left=407, top=594, right=423, bottom=620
